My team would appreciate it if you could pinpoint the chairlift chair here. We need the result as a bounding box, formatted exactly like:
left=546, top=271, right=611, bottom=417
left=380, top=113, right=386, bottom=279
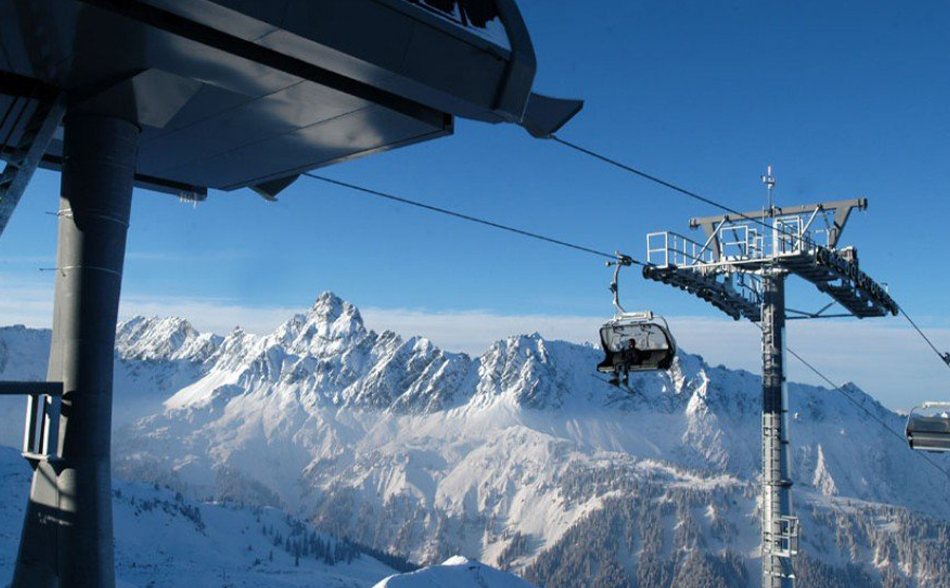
left=596, top=256, right=677, bottom=386
left=906, top=401, right=950, bottom=453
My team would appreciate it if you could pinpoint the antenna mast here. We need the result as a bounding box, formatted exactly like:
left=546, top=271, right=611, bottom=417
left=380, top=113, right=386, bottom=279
left=762, top=165, right=777, bottom=213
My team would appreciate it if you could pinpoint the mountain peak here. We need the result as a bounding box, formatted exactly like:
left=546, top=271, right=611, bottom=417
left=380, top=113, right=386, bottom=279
left=309, top=291, right=350, bottom=317
left=265, top=292, right=367, bottom=356
left=116, top=315, right=219, bottom=362
left=304, top=292, right=364, bottom=330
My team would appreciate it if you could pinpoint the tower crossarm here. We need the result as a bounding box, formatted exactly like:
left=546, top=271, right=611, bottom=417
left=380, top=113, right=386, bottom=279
left=688, top=198, right=867, bottom=249
left=799, top=247, right=898, bottom=318
left=643, top=245, right=896, bottom=320
left=643, top=264, right=762, bottom=321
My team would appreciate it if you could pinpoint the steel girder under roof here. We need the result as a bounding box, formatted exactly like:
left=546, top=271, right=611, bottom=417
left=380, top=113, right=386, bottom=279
left=0, top=0, right=581, bottom=199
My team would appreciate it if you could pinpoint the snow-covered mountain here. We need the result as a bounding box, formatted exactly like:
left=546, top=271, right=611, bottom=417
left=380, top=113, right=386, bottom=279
left=372, top=556, right=537, bottom=588
left=0, top=445, right=398, bottom=588
left=1, top=292, right=948, bottom=587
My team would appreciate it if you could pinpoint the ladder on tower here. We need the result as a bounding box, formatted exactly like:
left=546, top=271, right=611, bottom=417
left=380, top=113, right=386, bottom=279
left=0, top=92, right=65, bottom=238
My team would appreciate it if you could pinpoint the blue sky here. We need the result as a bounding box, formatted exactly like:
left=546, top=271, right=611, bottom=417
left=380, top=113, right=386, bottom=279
left=2, top=0, right=949, bottom=409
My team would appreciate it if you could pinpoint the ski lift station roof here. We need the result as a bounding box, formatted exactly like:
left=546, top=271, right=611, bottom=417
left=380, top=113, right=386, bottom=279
left=0, top=0, right=581, bottom=199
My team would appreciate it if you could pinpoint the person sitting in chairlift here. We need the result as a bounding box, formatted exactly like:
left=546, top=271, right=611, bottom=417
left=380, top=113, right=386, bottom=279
left=621, top=338, right=644, bottom=366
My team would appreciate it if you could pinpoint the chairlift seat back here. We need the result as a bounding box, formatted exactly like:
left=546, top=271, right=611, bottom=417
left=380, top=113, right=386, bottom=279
left=597, top=314, right=676, bottom=374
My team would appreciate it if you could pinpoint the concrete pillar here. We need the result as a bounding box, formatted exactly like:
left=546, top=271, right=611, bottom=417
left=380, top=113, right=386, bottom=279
left=12, top=113, right=138, bottom=588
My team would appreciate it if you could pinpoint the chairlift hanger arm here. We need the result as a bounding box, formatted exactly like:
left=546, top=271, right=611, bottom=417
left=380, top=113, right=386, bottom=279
left=607, top=252, right=633, bottom=314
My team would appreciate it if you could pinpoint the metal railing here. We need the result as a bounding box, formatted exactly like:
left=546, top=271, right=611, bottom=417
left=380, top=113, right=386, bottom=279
left=648, top=214, right=825, bottom=269
left=773, top=216, right=807, bottom=256
left=719, top=223, right=764, bottom=261
left=646, top=231, right=715, bottom=267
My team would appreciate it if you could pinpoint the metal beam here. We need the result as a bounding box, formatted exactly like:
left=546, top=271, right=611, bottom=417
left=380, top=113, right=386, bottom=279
left=829, top=204, right=858, bottom=249
left=0, top=93, right=65, bottom=238
left=786, top=314, right=854, bottom=321
left=0, top=71, right=59, bottom=101
left=72, top=0, right=447, bottom=125
left=27, top=151, right=208, bottom=200
left=688, top=198, right=867, bottom=230
left=0, top=381, right=63, bottom=396
left=643, top=265, right=761, bottom=321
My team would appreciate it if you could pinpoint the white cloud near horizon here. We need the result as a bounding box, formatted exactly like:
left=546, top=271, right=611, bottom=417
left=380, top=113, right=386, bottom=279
left=2, top=275, right=947, bottom=411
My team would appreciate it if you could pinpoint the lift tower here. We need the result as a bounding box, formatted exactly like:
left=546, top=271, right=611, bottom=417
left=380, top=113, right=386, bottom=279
left=643, top=172, right=897, bottom=587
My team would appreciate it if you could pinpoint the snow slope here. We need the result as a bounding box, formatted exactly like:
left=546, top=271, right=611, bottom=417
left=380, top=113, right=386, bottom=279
left=0, top=445, right=396, bottom=588
left=373, top=556, right=537, bottom=588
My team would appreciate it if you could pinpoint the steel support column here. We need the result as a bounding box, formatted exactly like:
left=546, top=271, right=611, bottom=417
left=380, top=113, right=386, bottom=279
left=760, top=268, right=794, bottom=587
left=12, top=114, right=139, bottom=588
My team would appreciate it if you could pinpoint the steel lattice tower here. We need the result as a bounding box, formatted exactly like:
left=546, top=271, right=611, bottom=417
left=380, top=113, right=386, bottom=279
left=760, top=269, right=794, bottom=587
left=643, top=172, right=896, bottom=587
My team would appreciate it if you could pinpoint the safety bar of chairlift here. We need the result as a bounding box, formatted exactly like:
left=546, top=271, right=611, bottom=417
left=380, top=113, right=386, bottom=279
left=610, top=312, right=675, bottom=342
left=906, top=403, right=950, bottom=453
left=616, top=311, right=655, bottom=320
left=907, top=432, right=950, bottom=453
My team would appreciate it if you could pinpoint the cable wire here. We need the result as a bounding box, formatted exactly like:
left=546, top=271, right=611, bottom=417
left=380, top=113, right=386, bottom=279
left=746, top=320, right=950, bottom=483
left=553, top=135, right=836, bottom=251
left=302, top=170, right=949, bottom=482
left=305, top=168, right=950, bottom=380
left=551, top=135, right=835, bottom=255
left=553, top=136, right=755, bottom=220
left=553, top=135, right=950, bottom=377
left=303, top=172, right=644, bottom=265
left=898, top=304, right=950, bottom=371
left=789, top=344, right=950, bottom=483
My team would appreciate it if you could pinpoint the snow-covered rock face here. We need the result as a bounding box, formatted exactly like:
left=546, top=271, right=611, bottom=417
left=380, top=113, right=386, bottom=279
left=1, top=292, right=948, bottom=587
left=157, top=293, right=470, bottom=414
left=116, top=316, right=222, bottom=362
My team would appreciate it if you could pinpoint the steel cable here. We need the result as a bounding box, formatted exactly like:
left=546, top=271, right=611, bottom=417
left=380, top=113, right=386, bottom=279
left=301, top=170, right=950, bottom=481
left=552, top=135, right=950, bottom=376
left=745, top=321, right=950, bottom=483
left=303, top=172, right=644, bottom=265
